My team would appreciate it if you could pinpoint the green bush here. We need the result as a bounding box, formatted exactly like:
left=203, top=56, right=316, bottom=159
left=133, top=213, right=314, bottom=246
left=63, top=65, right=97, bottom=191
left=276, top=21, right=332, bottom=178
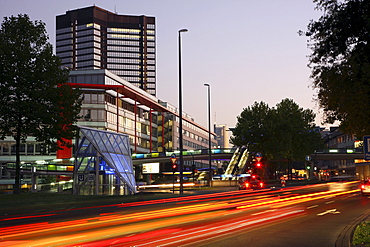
left=353, top=221, right=370, bottom=247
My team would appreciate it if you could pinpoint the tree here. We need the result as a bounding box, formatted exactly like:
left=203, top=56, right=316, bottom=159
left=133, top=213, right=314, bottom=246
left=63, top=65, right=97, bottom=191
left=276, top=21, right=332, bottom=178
left=231, top=99, right=323, bottom=163
left=0, top=15, right=82, bottom=193
left=302, top=0, right=370, bottom=138
left=231, top=101, right=272, bottom=157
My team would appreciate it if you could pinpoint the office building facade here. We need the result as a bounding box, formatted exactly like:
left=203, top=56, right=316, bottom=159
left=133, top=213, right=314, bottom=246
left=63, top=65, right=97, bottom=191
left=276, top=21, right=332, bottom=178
left=56, top=6, right=156, bottom=95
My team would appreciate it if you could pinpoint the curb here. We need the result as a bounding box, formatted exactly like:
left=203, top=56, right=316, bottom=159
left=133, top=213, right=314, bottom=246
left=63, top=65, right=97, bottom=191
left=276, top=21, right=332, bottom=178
left=335, top=208, right=370, bottom=247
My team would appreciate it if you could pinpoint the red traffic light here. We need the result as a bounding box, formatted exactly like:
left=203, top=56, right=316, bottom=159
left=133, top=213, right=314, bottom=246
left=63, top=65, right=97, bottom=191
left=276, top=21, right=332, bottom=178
left=256, top=162, right=262, bottom=167
left=172, top=164, right=177, bottom=170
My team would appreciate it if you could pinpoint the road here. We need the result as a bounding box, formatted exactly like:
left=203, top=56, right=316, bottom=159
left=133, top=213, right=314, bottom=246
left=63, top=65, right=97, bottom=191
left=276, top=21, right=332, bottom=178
left=1, top=183, right=369, bottom=247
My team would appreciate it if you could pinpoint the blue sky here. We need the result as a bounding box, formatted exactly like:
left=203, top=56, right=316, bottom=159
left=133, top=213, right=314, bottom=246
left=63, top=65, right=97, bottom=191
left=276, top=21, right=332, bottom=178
left=1, top=0, right=323, bottom=129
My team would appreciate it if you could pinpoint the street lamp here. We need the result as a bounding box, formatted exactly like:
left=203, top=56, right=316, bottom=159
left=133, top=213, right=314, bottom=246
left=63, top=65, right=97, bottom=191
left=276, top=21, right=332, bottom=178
left=204, top=83, right=212, bottom=186
left=178, top=28, right=188, bottom=194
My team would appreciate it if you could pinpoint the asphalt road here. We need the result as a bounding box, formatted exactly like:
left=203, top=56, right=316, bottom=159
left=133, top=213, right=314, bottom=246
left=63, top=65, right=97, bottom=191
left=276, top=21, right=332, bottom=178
left=198, top=192, right=370, bottom=247
left=1, top=183, right=369, bottom=247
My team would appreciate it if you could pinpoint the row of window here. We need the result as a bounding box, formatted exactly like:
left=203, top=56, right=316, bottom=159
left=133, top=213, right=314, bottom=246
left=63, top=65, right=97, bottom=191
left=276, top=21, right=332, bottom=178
left=76, top=60, right=100, bottom=67
left=57, top=39, right=72, bottom=46
left=77, top=36, right=101, bottom=43
left=0, top=142, right=56, bottom=156
left=109, top=69, right=155, bottom=77
left=147, top=41, right=155, bottom=47
left=56, top=45, right=72, bottom=52
left=76, top=41, right=100, bottom=49
left=69, top=74, right=105, bottom=84
left=107, top=40, right=140, bottom=46
left=56, top=33, right=72, bottom=40
left=77, top=29, right=100, bottom=37
left=108, top=34, right=141, bottom=40
left=77, top=23, right=101, bottom=31
left=123, top=76, right=141, bottom=82
left=147, top=24, right=155, bottom=29
left=174, top=118, right=210, bottom=137
left=107, top=28, right=155, bottom=35
left=56, top=27, right=72, bottom=35
left=107, top=45, right=140, bottom=52
left=107, top=58, right=141, bottom=64
left=61, top=58, right=72, bottom=63
left=183, top=139, right=208, bottom=150
left=107, top=52, right=141, bottom=58
left=76, top=54, right=100, bottom=61
left=107, top=64, right=141, bottom=70
left=146, top=83, right=156, bottom=89
left=57, top=51, right=73, bottom=58
left=76, top=48, right=101, bottom=55
left=108, top=28, right=141, bottom=34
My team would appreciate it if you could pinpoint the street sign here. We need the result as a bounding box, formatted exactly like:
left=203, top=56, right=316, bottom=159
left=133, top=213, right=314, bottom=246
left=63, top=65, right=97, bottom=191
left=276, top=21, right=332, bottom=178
left=255, top=152, right=262, bottom=162
left=78, top=174, right=84, bottom=182
left=305, top=155, right=311, bottom=161
left=171, top=153, right=176, bottom=158
left=364, top=136, right=370, bottom=160
left=170, top=157, right=177, bottom=164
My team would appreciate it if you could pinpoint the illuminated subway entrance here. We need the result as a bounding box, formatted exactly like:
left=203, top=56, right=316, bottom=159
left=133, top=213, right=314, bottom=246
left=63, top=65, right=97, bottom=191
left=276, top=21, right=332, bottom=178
left=73, top=126, right=136, bottom=195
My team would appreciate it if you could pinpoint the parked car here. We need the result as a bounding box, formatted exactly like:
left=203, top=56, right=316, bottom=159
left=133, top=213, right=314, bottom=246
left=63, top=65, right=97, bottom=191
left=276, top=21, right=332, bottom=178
left=360, top=180, right=370, bottom=196
left=238, top=175, right=264, bottom=190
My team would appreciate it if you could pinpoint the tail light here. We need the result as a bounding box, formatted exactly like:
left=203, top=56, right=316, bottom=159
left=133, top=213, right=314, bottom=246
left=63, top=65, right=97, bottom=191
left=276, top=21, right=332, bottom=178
left=245, top=182, right=250, bottom=188
left=260, top=182, right=264, bottom=188
left=362, top=185, right=365, bottom=189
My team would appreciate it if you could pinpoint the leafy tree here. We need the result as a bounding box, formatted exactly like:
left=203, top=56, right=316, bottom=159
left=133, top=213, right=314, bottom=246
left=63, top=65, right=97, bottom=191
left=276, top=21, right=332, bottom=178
left=231, top=101, right=272, bottom=157
left=0, top=15, right=82, bottom=193
left=231, top=99, right=323, bottom=163
left=273, top=99, right=322, bottom=161
left=302, top=0, right=370, bottom=138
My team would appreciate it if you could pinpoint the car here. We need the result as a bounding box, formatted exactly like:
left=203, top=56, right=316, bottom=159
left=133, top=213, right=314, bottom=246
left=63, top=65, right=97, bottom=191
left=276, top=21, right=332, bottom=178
left=238, top=175, right=264, bottom=190
left=328, top=176, right=360, bottom=191
left=360, top=180, right=370, bottom=196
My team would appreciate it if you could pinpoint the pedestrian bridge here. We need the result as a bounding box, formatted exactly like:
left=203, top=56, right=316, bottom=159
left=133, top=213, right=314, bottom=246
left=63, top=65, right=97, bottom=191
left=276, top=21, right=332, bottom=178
left=3, top=148, right=365, bottom=176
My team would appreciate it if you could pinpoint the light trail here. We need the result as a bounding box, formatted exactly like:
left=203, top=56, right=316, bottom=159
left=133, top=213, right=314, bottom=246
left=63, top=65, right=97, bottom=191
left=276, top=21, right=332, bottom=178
left=0, top=184, right=358, bottom=246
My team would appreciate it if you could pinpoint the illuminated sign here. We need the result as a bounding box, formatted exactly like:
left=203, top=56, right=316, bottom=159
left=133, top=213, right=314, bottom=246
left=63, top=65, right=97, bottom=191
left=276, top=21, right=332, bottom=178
left=142, top=163, right=160, bottom=174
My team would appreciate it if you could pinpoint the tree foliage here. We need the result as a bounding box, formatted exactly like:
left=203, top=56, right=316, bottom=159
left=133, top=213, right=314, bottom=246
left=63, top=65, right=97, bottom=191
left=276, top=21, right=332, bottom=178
left=302, top=0, right=370, bottom=138
left=231, top=99, right=323, bottom=162
left=0, top=14, right=82, bottom=193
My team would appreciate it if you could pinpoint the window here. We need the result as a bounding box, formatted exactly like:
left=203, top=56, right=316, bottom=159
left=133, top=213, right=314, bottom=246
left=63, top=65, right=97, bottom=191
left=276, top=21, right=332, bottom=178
left=56, top=33, right=72, bottom=40
left=56, top=45, right=72, bottom=53
left=56, top=39, right=72, bottom=46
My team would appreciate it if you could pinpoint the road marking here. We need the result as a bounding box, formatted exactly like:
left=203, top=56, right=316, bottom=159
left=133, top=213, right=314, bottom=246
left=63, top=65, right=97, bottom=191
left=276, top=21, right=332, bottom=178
left=307, top=205, right=318, bottom=209
left=317, top=209, right=340, bottom=216
left=325, top=200, right=335, bottom=204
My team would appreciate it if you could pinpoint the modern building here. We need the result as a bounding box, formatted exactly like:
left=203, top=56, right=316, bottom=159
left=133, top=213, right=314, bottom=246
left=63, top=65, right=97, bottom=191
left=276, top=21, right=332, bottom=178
left=0, top=6, right=220, bottom=194
left=56, top=6, right=156, bottom=96
left=320, top=127, right=357, bottom=176
left=214, top=124, right=231, bottom=148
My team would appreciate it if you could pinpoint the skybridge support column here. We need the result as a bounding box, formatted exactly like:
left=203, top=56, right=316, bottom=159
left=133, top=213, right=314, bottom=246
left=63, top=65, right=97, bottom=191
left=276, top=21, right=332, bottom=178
left=134, top=99, right=137, bottom=153
left=161, top=112, right=165, bottom=152
left=150, top=109, right=153, bottom=152
left=73, top=136, right=80, bottom=195
left=95, top=153, right=100, bottom=196
left=116, top=88, right=119, bottom=133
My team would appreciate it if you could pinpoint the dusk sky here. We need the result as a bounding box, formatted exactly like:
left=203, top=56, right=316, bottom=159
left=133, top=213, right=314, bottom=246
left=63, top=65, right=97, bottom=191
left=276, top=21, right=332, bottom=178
left=1, top=0, right=324, bottom=129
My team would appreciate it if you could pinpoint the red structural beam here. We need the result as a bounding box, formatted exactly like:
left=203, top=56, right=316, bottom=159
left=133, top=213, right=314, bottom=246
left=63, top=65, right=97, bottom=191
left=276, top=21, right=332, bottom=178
left=68, top=82, right=213, bottom=134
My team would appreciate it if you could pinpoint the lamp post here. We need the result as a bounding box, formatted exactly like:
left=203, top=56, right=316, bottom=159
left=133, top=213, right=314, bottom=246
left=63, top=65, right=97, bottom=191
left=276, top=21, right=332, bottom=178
left=204, top=83, right=212, bottom=186
left=178, top=28, right=188, bottom=194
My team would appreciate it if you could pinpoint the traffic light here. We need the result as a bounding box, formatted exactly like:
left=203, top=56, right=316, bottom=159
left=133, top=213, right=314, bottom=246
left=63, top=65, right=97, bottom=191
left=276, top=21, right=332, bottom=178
left=172, top=164, right=177, bottom=171
left=306, top=162, right=311, bottom=170
left=256, top=162, right=262, bottom=168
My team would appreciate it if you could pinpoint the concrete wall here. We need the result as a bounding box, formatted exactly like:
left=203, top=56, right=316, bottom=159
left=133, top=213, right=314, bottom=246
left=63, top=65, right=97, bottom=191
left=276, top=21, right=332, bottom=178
left=211, top=180, right=238, bottom=187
